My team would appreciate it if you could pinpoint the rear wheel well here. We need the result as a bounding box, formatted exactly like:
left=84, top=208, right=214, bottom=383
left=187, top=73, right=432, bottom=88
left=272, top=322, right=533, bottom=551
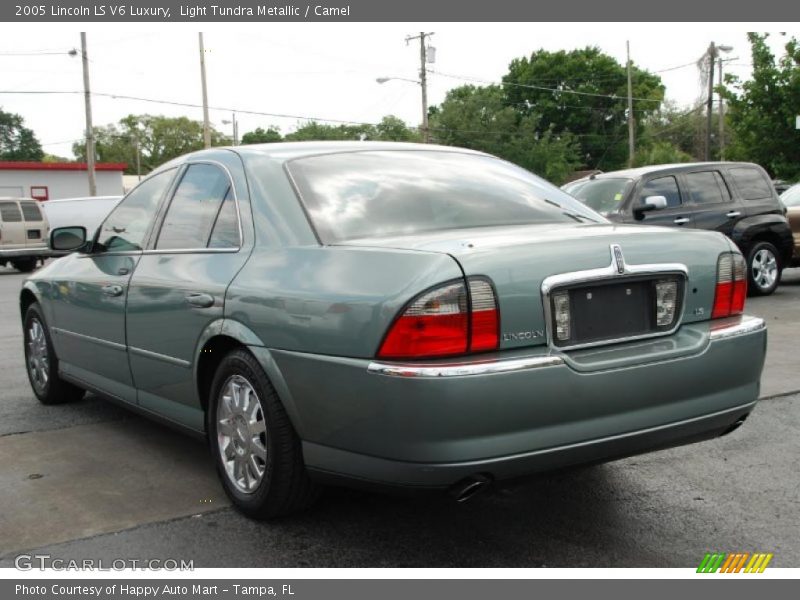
left=20, top=289, right=37, bottom=321
left=197, top=335, right=246, bottom=415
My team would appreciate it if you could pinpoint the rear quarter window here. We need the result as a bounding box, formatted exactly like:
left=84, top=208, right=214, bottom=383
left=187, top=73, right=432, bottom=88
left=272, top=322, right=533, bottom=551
left=728, top=167, right=773, bottom=201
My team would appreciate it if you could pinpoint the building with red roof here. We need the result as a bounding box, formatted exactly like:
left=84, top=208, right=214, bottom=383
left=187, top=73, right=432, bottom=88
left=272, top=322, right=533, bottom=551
left=0, top=162, right=127, bottom=200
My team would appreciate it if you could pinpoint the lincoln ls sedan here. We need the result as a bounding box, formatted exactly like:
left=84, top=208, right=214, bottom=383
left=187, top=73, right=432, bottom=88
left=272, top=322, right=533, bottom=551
left=21, top=142, right=766, bottom=518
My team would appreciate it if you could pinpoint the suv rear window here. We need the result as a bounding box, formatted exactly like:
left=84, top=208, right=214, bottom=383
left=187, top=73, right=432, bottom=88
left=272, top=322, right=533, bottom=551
left=20, top=202, right=43, bottom=222
left=287, top=150, right=603, bottom=243
left=728, top=167, right=773, bottom=200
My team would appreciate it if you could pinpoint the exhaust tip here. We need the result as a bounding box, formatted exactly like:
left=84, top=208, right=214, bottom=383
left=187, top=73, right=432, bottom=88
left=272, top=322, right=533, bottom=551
left=449, top=474, right=492, bottom=503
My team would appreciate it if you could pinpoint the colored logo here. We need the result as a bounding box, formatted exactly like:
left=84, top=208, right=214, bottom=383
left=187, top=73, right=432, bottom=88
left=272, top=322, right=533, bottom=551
left=697, top=552, right=773, bottom=573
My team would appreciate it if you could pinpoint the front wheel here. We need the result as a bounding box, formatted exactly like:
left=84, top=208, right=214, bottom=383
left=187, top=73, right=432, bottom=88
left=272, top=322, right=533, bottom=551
left=207, top=348, right=318, bottom=519
left=747, top=241, right=781, bottom=296
left=24, top=303, right=85, bottom=404
left=12, top=258, right=37, bottom=273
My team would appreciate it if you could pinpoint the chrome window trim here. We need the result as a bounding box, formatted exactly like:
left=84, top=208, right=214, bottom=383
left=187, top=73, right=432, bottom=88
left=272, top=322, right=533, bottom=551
left=151, top=159, right=244, bottom=253
left=708, top=315, right=765, bottom=341
left=367, top=355, right=564, bottom=378
left=540, top=245, right=689, bottom=352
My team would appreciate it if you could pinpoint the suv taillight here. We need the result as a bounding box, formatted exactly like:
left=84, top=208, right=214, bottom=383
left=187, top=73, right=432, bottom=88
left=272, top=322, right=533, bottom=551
left=712, top=253, right=747, bottom=319
left=377, top=278, right=499, bottom=359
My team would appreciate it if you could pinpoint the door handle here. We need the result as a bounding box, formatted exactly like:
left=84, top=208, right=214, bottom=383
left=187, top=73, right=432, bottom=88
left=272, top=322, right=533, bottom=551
left=101, top=284, right=124, bottom=297
left=673, top=217, right=691, bottom=225
left=185, top=292, right=215, bottom=308
left=726, top=211, right=741, bottom=218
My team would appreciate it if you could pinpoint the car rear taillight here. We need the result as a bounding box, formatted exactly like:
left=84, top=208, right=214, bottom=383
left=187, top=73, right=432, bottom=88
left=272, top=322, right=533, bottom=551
left=377, top=278, right=500, bottom=359
left=712, top=253, right=747, bottom=319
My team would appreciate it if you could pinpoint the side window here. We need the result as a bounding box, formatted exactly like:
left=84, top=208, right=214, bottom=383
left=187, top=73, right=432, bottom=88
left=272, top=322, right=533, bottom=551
left=641, top=176, right=682, bottom=208
left=0, top=201, right=22, bottom=222
left=20, top=202, right=43, bottom=221
left=685, top=171, right=729, bottom=205
left=728, top=167, right=773, bottom=200
left=208, top=188, right=241, bottom=248
left=98, top=169, right=175, bottom=252
left=156, top=164, right=233, bottom=250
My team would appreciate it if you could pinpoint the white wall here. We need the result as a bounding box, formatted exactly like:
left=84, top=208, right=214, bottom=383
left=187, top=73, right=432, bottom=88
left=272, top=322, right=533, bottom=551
left=0, top=170, right=124, bottom=200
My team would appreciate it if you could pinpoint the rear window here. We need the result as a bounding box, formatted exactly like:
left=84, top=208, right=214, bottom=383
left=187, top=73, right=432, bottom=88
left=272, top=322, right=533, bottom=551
left=728, top=167, right=773, bottom=200
left=568, top=178, right=632, bottom=215
left=287, top=150, right=603, bottom=243
left=20, top=202, right=43, bottom=222
left=0, top=201, right=22, bottom=222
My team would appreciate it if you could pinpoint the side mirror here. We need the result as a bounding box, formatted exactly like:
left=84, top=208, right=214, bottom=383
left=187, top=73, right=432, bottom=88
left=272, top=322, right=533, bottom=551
left=50, top=226, right=88, bottom=253
left=633, top=195, right=668, bottom=219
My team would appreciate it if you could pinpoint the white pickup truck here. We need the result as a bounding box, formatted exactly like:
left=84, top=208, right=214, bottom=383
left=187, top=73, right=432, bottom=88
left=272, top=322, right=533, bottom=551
left=41, top=195, right=122, bottom=255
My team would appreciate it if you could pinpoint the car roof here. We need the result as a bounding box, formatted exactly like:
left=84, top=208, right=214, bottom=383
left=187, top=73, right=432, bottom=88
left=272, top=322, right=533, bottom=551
left=581, top=162, right=762, bottom=181
left=171, top=141, right=490, bottom=164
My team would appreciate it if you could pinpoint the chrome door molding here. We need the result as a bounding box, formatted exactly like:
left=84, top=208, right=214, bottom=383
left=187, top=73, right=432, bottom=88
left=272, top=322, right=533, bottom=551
left=50, top=327, right=127, bottom=352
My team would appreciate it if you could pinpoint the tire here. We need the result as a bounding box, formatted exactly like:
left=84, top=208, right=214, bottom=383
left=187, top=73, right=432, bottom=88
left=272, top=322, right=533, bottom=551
left=746, top=241, right=781, bottom=296
left=12, top=258, right=37, bottom=273
left=23, top=303, right=86, bottom=405
left=207, top=348, right=318, bottom=519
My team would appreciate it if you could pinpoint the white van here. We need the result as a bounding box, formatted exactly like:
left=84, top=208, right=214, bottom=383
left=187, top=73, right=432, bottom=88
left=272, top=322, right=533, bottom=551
left=0, top=198, right=51, bottom=272
left=41, top=195, right=123, bottom=238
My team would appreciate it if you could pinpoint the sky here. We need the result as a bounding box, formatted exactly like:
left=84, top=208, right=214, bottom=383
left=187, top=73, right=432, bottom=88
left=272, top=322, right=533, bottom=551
left=0, top=22, right=796, bottom=160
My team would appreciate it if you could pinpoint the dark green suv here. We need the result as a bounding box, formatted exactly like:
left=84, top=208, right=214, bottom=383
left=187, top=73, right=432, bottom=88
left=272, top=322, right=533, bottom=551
left=564, top=162, right=793, bottom=296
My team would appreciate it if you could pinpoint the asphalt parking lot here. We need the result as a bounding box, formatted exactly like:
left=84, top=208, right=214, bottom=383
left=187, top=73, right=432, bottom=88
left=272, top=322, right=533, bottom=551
left=0, top=265, right=798, bottom=568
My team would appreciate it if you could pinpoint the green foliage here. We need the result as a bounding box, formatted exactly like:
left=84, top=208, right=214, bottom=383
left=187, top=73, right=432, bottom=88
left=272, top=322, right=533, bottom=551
left=0, top=108, right=44, bottom=161
left=722, top=33, right=800, bottom=180
left=502, top=47, right=665, bottom=171
left=241, top=126, right=282, bottom=144
left=429, top=84, right=581, bottom=184
left=72, top=114, right=229, bottom=174
left=633, top=141, right=694, bottom=167
left=282, top=115, right=420, bottom=143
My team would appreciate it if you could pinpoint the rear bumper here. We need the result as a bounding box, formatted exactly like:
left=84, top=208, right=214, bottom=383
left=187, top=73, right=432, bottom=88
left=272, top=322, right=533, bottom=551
left=269, top=315, right=766, bottom=489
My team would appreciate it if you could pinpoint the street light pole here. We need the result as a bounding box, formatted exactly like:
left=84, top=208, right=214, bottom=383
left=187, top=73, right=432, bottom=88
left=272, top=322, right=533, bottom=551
left=406, top=32, right=434, bottom=143
left=198, top=32, right=211, bottom=149
left=80, top=32, right=96, bottom=196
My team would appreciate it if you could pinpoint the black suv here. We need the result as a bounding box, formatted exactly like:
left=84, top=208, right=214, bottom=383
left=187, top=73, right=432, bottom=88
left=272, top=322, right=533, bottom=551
left=564, top=162, right=793, bottom=296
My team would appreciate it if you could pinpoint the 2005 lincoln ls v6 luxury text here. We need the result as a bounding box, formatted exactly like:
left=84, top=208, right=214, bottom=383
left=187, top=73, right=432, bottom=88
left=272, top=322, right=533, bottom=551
left=19, top=142, right=766, bottom=518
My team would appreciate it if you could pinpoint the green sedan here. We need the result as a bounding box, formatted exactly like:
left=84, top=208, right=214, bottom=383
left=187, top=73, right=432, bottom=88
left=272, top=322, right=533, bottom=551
left=20, top=142, right=766, bottom=518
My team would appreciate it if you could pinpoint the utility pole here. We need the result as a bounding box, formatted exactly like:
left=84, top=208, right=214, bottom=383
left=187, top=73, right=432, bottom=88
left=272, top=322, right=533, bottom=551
left=80, top=32, right=96, bottom=196
left=134, top=137, right=141, bottom=181
left=406, top=32, right=434, bottom=143
left=718, top=56, right=726, bottom=161
left=626, top=40, right=635, bottom=168
left=705, top=42, right=716, bottom=161
left=198, top=32, right=211, bottom=149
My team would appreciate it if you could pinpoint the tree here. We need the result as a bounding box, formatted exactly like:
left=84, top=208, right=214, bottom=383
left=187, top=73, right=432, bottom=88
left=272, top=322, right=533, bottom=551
left=429, top=84, right=581, bottom=184
left=0, top=108, right=44, bottom=161
left=72, top=114, right=230, bottom=174
left=241, top=126, right=282, bottom=144
left=502, top=47, right=665, bottom=171
left=722, top=33, right=800, bottom=180
left=282, top=115, right=419, bottom=143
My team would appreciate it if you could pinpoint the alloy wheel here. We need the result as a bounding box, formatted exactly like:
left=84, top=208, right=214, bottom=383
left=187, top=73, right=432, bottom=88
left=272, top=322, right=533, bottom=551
left=751, top=248, right=778, bottom=291
left=26, top=318, right=50, bottom=391
left=216, top=374, right=268, bottom=494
